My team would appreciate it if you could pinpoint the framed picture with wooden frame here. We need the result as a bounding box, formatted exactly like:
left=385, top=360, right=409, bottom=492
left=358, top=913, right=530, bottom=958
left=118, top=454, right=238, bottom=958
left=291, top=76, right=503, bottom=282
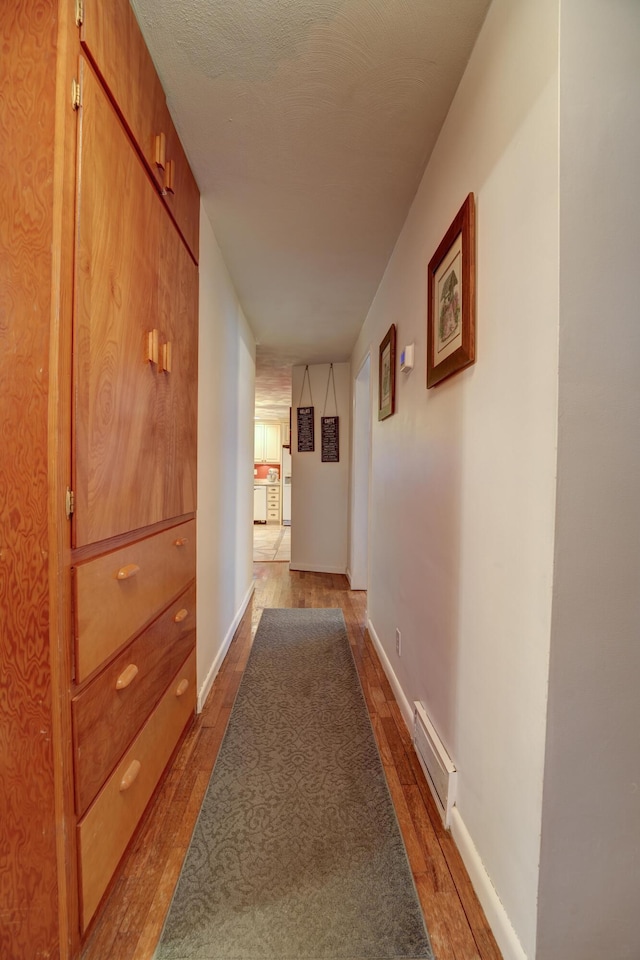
left=378, top=323, right=396, bottom=421
left=427, top=193, right=476, bottom=388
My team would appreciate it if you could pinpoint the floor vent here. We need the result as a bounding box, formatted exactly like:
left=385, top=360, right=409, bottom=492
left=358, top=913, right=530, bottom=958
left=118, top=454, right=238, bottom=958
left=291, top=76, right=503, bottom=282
left=413, top=702, right=457, bottom=828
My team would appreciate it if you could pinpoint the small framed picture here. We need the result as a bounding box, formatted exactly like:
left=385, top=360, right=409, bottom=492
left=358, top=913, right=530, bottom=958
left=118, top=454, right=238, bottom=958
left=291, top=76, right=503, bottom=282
left=427, top=193, right=476, bottom=388
left=378, top=324, right=396, bottom=421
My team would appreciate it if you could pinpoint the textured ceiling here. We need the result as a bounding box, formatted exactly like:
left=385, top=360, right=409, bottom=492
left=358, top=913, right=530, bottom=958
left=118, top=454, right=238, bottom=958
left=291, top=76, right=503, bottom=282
left=131, top=0, right=490, bottom=415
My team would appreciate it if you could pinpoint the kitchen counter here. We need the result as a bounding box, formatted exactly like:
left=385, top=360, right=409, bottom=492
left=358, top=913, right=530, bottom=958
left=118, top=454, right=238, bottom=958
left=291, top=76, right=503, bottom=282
left=253, top=478, right=280, bottom=485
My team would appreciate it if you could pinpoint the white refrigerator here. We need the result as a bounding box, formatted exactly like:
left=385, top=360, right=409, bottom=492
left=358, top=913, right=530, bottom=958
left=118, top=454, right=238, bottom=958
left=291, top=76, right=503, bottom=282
left=282, top=446, right=292, bottom=525
left=282, top=477, right=291, bottom=525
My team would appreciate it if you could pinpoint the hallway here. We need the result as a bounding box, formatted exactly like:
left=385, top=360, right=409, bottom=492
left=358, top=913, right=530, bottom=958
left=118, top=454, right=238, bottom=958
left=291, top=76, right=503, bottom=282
left=82, top=565, right=501, bottom=960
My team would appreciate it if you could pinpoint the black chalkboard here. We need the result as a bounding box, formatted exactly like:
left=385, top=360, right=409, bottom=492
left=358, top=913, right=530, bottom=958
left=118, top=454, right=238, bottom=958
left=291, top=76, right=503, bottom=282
left=321, top=416, right=339, bottom=463
left=297, top=406, right=315, bottom=452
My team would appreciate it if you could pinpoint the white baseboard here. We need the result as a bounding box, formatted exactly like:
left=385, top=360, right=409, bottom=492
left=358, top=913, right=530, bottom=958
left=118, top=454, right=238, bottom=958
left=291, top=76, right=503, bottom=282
left=197, top=580, right=255, bottom=712
left=450, top=808, right=529, bottom=960
left=367, top=617, right=529, bottom=960
left=366, top=618, right=414, bottom=733
left=289, top=562, right=347, bottom=574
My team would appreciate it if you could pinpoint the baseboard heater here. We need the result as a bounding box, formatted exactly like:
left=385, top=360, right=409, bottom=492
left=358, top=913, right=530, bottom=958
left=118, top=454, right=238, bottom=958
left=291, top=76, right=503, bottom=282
left=413, top=702, right=457, bottom=829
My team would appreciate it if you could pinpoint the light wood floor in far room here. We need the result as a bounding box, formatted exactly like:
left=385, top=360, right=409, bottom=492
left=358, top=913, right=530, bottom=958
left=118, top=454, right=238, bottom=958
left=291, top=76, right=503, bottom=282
left=253, top=522, right=291, bottom=562
left=82, top=564, right=502, bottom=960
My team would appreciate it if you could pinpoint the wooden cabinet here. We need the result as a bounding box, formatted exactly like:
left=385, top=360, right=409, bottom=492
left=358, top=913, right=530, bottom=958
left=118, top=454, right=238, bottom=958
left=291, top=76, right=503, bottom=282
left=254, top=421, right=281, bottom=462
left=1, top=2, right=199, bottom=955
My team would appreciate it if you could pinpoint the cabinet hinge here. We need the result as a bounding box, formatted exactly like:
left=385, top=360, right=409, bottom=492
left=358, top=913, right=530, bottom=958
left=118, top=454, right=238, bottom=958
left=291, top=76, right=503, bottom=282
left=65, top=487, right=75, bottom=519
left=75, top=0, right=84, bottom=26
left=71, top=78, right=81, bottom=111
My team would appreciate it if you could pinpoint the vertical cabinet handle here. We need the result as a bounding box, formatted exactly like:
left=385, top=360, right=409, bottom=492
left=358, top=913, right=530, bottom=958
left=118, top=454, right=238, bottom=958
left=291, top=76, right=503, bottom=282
left=161, top=341, right=172, bottom=374
left=165, top=158, right=175, bottom=194
left=116, top=663, right=139, bottom=690
left=175, top=678, right=189, bottom=697
left=116, top=563, right=140, bottom=580
left=147, top=329, right=159, bottom=364
left=119, top=759, right=141, bottom=792
left=154, top=132, right=166, bottom=170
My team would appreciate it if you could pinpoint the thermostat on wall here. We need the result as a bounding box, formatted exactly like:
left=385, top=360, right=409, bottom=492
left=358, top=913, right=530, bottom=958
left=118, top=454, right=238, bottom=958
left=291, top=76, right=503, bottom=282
left=400, top=343, right=415, bottom=372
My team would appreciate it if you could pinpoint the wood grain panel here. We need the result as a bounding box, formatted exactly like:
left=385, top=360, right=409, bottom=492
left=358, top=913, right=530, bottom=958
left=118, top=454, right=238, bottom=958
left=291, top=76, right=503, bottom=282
left=80, top=0, right=167, bottom=191
left=157, top=222, right=198, bottom=520
left=162, top=115, right=200, bottom=262
left=73, top=60, right=164, bottom=546
left=77, top=650, right=196, bottom=931
left=73, top=59, right=199, bottom=546
left=0, top=3, right=61, bottom=957
left=80, top=0, right=200, bottom=262
left=72, top=583, right=196, bottom=816
left=73, top=520, right=196, bottom=682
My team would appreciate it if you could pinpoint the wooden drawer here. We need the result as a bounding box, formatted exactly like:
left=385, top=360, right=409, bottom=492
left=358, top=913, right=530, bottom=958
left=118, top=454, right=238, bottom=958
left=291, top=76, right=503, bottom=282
left=77, top=650, right=196, bottom=932
left=72, top=583, right=196, bottom=817
left=73, top=520, right=196, bottom=682
left=80, top=0, right=199, bottom=262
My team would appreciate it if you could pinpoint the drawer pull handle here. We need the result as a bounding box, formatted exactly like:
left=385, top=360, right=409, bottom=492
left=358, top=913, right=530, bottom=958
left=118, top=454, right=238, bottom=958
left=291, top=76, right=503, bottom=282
left=175, top=678, right=189, bottom=697
left=120, top=760, right=141, bottom=792
left=174, top=537, right=188, bottom=547
left=174, top=608, right=189, bottom=623
left=116, top=563, right=140, bottom=580
left=116, top=663, right=139, bottom=690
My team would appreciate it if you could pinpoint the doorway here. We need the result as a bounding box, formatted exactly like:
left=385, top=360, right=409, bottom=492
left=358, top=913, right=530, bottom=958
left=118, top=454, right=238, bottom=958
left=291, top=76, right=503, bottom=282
left=349, top=353, right=371, bottom=590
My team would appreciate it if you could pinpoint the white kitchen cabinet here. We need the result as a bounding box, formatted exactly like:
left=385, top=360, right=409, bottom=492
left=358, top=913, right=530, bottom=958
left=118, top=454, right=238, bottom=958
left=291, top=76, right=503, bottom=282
left=266, top=484, right=281, bottom=524
left=254, top=422, right=281, bottom=462
left=253, top=485, right=267, bottom=522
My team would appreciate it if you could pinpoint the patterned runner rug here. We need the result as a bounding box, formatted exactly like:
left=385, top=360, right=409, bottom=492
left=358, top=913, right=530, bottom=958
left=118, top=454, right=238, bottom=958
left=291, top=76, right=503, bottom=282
left=155, top=607, right=433, bottom=960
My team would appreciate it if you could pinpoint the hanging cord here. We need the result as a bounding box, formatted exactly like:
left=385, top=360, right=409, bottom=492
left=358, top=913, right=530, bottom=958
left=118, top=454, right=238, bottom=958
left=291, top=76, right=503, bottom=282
left=322, top=363, right=338, bottom=416
left=298, top=365, right=314, bottom=407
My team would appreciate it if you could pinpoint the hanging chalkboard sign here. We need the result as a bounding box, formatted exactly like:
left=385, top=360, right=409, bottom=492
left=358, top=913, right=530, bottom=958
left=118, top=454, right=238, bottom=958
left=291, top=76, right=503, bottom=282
left=321, top=416, right=339, bottom=462
left=297, top=406, right=315, bottom=452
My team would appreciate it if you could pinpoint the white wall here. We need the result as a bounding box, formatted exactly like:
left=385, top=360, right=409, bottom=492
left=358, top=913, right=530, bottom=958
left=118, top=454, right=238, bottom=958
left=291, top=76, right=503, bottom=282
left=197, top=204, right=255, bottom=708
left=537, top=3, right=640, bottom=958
left=351, top=2, right=560, bottom=957
left=290, top=362, right=350, bottom=574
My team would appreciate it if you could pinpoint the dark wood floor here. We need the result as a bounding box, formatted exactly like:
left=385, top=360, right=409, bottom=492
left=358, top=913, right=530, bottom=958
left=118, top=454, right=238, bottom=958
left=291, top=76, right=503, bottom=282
left=82, top=564, right=502, bottom=960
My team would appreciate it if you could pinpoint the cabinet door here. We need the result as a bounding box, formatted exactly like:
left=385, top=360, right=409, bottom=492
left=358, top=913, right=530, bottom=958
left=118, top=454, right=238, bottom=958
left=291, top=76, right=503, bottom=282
left=157, top=210, right=198, bottom=520
left=74, top=59, right=161, bottom=546
left=73, top=60, right=196, bottom=546
left=162, top=112, right=200, bottom=262
left=79, top=0, right=167, bottom=192
left=80, top=0, right=200, bottom=262
left=254, top=423, right=265, bottom=462
left=264, top=423, right=281, bottom=462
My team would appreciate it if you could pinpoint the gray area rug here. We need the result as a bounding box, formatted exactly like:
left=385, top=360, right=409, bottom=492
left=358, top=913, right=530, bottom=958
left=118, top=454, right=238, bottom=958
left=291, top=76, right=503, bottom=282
left=155, top=607, right=433, bottom=960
